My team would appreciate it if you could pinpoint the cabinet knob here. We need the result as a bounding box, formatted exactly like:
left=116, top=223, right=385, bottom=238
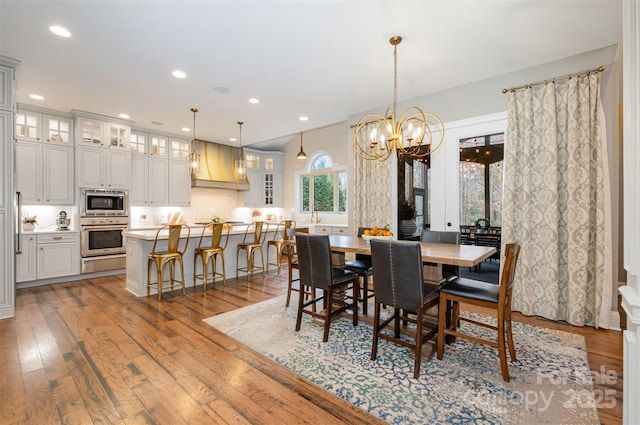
left=447, top=222, right=452, bottom=227
left=39, top=247, right=43, bottom=250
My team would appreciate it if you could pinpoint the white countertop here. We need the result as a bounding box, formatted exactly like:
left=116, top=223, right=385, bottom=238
left=124, top=224, right=276, bottom=241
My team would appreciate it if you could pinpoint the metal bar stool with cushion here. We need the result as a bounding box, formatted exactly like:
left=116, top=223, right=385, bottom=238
left=266, top=220, right=295, bottom=274
left=436, top=242, right=521, bottom=382
left=369, top=239, right=440, bottom=379
left=295, top=233, right=358, bottom=342
left=345, top=227, right=375, bottom=315
left=236, top=221, right=269, bottom=280
left=147, top=224, right=190, bottom=301
left=193, top=222, right=230, bottom=291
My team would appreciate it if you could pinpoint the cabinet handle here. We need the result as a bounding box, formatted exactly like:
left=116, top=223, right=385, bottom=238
left=39, top=247, right=43, bottom=250
left=53, top=236, right=63, bottom=240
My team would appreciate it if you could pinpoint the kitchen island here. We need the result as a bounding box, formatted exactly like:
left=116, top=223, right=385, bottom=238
left=124, top=224, right=278, bottom=297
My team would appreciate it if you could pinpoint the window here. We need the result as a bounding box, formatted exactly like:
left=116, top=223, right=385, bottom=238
left=299, top=153, right=347, bottom=213
left=459, top=133, right=504, bottom=227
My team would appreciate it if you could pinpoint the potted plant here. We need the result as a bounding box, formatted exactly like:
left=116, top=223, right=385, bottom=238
left=398, top=200, right=417, bottom=221
left=398, top=200, right=418, bottom=237
left=475, top=217, right=490, bottom=232
left=22, top=212, right=37, bottom=231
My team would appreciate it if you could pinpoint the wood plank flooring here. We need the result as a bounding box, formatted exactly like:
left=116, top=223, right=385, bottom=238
left=1, top=270, right=623, bottom=424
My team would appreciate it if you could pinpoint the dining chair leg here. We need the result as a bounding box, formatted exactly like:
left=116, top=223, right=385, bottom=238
left=295, top=284, right=305, bottom=332
left=394, top=308, right=401, bottom=338
left=498, top=318, right=510, bottom=382
left=371, top=299, right=381, bottom=361
left=436, top=295, right=447, bottom=360
left=323, top=288, right=333, bottom=342
left=178, top=257, right=186, bottom=296
left=157, top=262, right=164, bottom=301
left=414, top=308, right=424, bottom=379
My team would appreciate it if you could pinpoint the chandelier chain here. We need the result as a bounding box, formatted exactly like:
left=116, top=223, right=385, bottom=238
left=393, top=43, right=398, bottom=117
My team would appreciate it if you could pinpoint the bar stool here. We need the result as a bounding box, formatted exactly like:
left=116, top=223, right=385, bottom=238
left=266, top=220, right=296, bottom=274
left=193, top=222, right=230, bottom=291
left=147, top=224, right=190, bottom=301
left=236, top=221, right=268, bottom=280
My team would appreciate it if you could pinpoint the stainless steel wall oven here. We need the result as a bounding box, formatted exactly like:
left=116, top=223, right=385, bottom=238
left=80, top=212, right=129, bottom=274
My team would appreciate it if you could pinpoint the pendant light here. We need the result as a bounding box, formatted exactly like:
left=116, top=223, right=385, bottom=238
left=296, top=131, right=307, bottom=159
left=235, top=121, right=246, bottom=178
left=189, top=108, right=200, bottom=174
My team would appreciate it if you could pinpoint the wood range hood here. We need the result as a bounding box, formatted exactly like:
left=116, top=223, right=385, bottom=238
left=190, top=140, right=250, bottom=191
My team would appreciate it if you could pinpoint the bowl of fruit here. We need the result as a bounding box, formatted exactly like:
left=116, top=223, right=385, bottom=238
left=361, top=225, right=393, bottom=243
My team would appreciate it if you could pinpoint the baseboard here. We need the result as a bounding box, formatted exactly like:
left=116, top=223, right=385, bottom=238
left=608, top=310, right=622, bottom=331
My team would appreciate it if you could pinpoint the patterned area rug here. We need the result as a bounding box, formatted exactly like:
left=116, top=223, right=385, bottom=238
left=203, top=295, right=599, bottom=424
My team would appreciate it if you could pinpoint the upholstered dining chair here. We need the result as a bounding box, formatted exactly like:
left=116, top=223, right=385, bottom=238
left=295, top=233, right=358, bottom=342
left=266, top=220, right=295, bottom=274
left=369, top=239, right=440, bottom=379
left=147, top=224, right=190, bottom=301
left=436, top=242, right=521, bottom=382
left=345, top=227, right=375, bottom=315
left=236, top=221, right=269, bottom=280
left=193, top=222, right=230, bottom=291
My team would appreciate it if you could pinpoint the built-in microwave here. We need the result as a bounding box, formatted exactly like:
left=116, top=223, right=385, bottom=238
left=81, top=189, right=128, bottom=216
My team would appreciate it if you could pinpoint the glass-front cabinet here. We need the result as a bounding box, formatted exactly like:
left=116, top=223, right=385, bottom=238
left=130, top=131, right=147, bottom=155
left=169, top=137, right=190, bottom=161
left=16, top=107, right=74, bottom=145
left=150, top=134, right=168, bottom=157
left=77, top=118, right=105, bottom=147
left=107, top=123, right=130, bottom=150
left=15, top=110, right=41, bottom=142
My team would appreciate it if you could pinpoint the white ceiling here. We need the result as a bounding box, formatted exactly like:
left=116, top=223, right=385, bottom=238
left=0, top=1, right=622, bottom=150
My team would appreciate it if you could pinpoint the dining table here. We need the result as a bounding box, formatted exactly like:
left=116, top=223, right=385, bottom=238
left=284, top=234, right=497, bottom=284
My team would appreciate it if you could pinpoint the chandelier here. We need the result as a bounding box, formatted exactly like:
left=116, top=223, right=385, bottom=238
left=353, top=36, right=444, bottom=162
left=189, top=108, right=200, bottom=174
left=235, top=121, right=246, bottom=178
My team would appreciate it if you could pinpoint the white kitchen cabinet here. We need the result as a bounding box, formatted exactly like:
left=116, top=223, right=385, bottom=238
left=148, top=157, right=168, bottom=205
left=106, top=123, right=130, bottom=150
left=169, top=137, right=190, bottom=161
left=150, top=134, right=168, bottom=157
left=15, top=110, right=41, bottom=142
left=16, top=235, right=36, bottom=282
left=76, top=117, right=105, bottom=147
left=243, top=149, right=284, bottom=207
left=168, top=160, right=191, bottom=206
left=130, top=155, right=149, bottom=205
left=130, top=131, right=147, bottom=155
left=16, top=141, right=74, bottom=204
left=36, top=232, right=80, bottom=279
left=77, top=147, right=130, bottom=189
left=16, top=107, right=74, bottom=145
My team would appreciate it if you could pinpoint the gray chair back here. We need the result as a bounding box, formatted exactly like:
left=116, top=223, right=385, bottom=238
left=295, top=233, right=333, bottom=291
left=370, top=239, right=424, bottom=311
left=421, top=230, right=460, bottom=244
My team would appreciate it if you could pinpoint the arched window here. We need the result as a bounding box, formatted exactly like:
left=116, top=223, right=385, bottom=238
left=298, top=151, right=347, bottom=214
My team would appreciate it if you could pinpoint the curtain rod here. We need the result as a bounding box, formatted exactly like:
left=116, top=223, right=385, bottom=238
left=501, top=65, right=605, bottom=94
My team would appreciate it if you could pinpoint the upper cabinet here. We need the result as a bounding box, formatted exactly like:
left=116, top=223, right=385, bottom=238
left=16, top=106, right=74, bottom=145
left=243, top=148, right=284, bottom=207
left=73, top=110, right=132, bottom=188
left=129, top=129, right=191, bottom=206
left=15, top=106, right=75, bottom=204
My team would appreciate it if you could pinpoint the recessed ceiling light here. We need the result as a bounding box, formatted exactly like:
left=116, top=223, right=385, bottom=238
left=49, top=25, right=71, bottom=37
left=182, top=127, right=190, bottom=132
left=214, top=86, right=230, bottom=94
left=248, top=98, right=260, bottom=104
left=172, top=70, right=187, bottom=79
left=29, top=94, right=44, bottom=101
left=299, top=116, right=309, bottom=121
left=229, top=137, right=237, bottom=142
left=119, top=113, right=130, bottom=119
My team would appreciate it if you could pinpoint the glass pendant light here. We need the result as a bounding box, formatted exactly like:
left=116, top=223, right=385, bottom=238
left=235, top=121, right=246, bottom=178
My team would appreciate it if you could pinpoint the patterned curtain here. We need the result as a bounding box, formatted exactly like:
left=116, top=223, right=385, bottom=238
left=353, top=149, right=393, bottom=231
left=502, top=72, right=613, bottom=328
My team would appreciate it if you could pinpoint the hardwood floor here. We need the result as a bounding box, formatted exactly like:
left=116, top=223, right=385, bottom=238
left=1, top=271, right=623, bottom=424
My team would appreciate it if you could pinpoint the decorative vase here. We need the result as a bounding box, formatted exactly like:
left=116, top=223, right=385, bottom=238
left=23, top=222, right=35, bottom=232
left=399, top=219, right=417, bottom=238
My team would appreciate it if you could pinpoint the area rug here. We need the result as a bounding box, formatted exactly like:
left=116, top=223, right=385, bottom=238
left=203, top=295, right=599, bottom=424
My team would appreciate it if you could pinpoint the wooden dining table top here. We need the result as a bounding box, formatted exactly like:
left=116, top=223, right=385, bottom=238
left=285, top=235, right=496, bottom=267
